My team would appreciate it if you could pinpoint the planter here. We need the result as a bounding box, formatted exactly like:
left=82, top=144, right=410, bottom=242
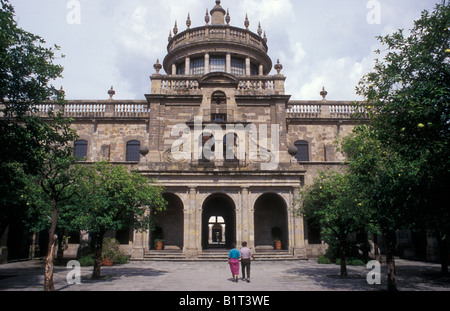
left=102, top=257, right=113, bottom=266
left=156, top=241, right=164, bottom=250
left=274, top=241, right=282, bottom=250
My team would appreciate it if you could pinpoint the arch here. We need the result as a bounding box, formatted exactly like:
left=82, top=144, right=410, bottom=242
left=254, top=193, right=289, bottom=250
left=202, top=193, right=236, bottom=249
left=151, top=193, right=184, bottom=250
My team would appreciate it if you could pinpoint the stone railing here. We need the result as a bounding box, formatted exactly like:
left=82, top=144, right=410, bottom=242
left=168, top=25, right=268, bottom=54
left=1, top=101, right=150, bottom=119
left=151, top=75, right=285, bottom=95
left=287, top=102, right=366, bottom=119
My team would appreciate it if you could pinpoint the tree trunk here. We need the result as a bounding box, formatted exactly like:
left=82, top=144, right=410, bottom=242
left=339, top=241, right=348, bottom=277
left=383, top=228, right=397, bottom=291
left=92, top=232, right=105, bottom=279
left=44, top=201, right=58, bottom=291
left=437, top=234, right=449, bottom=276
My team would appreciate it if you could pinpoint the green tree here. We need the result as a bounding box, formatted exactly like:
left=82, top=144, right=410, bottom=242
left=0, top=0, right=67, bottom=240
left=355, top=2, right=450, bottom=276
left=68, top=162, right=167, bottom=279
left=342, top=126, right=420, bottom=291
left=0, top=0, right=78, bottom=291
left=297, top=170, right=372, bottom=277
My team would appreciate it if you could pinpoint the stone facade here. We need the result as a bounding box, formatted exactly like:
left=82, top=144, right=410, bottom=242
left=12, top=1, right=370, bottom=260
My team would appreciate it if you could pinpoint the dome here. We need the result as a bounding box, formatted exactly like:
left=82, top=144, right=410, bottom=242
left=163, top=0, right=272, bottom=77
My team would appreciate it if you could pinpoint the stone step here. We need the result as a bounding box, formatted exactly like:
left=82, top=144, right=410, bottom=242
left=141, top=250, right=301, bottom=261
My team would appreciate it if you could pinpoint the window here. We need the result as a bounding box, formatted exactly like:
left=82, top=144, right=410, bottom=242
left=74, top=140, right=88, bottom=161
left=294, top=140, right=309, bottom=162
left=231, top=57, right=245, bottom=75
left=190, top=57, right=204, bottom=75
left=126, top=140, right=141, bottom=162
left=176, top=62, right=185, bottom=75
left=210, top=56, right=226, bottom=73
left=250, top=63, right=259, bottom=75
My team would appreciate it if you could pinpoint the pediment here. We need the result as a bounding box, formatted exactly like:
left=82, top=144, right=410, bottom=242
left=199, top=72, right=238, bottom=87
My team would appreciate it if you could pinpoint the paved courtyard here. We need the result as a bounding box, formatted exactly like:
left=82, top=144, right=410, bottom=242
left=0, top=258, right=449, bottom=292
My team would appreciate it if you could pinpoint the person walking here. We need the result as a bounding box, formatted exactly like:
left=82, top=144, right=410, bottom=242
left=227, top=243, right=241, bottom=283
left=240, top=241, right=255, bottom=283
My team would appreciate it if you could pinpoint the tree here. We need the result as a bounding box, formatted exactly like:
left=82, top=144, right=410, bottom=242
left=0, top=0, right=78, bottom=291
left=342, top=126, right=420, bottom=291
left=297, top=170, right=373, bottom=277
left=355, top=2, right=450, bottom=276
left=68, top=162, right=167, bottom=279
left=0, top=0, right=66, bottom=242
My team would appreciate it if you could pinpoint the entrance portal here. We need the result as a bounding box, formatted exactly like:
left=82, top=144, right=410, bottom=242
left=202, top=194, right=236, bottom=249
left=254, top=193, right=289, bottom=250
left=151, top=193, right=184, bottom=250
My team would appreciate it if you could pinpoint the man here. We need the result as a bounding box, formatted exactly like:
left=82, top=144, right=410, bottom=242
left=240, top=241, right=255, bottom=283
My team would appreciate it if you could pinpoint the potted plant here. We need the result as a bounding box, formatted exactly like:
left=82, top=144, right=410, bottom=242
left=272, top=227, right=282, bottom=250
left=102, top=237, right=121, bottom=266
left=274, top=239, right=282, bottom=250
left=154, top=239, right=164, bottom=250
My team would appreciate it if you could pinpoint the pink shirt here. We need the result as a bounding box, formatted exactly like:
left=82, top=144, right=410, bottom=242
left=240, top=246, right=253, bottom=259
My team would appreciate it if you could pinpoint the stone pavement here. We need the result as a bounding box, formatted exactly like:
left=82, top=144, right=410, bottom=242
left=0, top=258, right=449, bottom=292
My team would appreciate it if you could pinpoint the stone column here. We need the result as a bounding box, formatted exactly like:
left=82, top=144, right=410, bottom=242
left=241, top=187, right=255, bottom=250
left=226, top=53, right=231, bottom=74
left=185, top=57, right=190, bottom=75
left=184, top=187, right=199, bottom=259
left=204, top=53, right=210, bottom=74
left=171, top=63, right=176, bottom=76
left=245, top=57, right=251, bottom=76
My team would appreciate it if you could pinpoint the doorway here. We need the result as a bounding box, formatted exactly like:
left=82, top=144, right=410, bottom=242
left=202, top=193, right=236, bottom=249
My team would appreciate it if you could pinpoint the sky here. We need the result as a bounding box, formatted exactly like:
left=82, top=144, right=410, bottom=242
left=9, top=0, right=439, bottom=101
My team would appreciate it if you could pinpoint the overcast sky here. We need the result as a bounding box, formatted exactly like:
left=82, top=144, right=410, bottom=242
left=9, top=0, right=438, bottom=101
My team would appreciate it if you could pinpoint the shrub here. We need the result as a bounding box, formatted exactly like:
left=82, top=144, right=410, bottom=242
left=317, top=255, right=332, bottom=264
left=79, top=254, right=94, bottom=266
left=102, top=237, right=129, bottom=264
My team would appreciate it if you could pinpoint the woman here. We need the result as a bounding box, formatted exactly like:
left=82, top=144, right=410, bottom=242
left=227, top=243, right=241, bottom=283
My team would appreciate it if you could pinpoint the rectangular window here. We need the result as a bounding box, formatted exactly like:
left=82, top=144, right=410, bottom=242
left=295, top=141, right=309, bottom=162
left=190, top=58, right=204, bottom=75
left=231, top=57, right=245, bottom=75
left=176, top=63, right=185, bottom=75
left=126, top=140, right=141, bottom=162
left=210, top=56, right=226, bottom=73
left=74, top=140, right=88, bottom=161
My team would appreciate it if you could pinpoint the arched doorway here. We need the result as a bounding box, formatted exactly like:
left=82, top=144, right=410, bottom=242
left=151, top=193, right=184, bottom=250
left=202, top=193, right=236, bottom=249
left=254, top=193, right=289, bottom=250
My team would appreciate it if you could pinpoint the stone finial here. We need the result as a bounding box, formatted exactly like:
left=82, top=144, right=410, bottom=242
left=274, top=59, right=283, bottom=75
left=257, top=22, right=262, bottom=36
left=205, top=8, right=210, bottom=24
left=108, top=86, right=115, bottom=100
left=153, top=59, right=162, bottom=74
left=173, top=20, right=178, bottom=35
left=226, top=9, right=230, bottom=25
left=168, top=30, right=172, bottom=42
left=244, top=14, right=250, bottom=29
left=263, top=31, right=267, bottom=43
left=320, top=87, right=328, bottom=100
left=59, top=86, right=65, bottom=96
left=186, top=13, right=191, bottom=29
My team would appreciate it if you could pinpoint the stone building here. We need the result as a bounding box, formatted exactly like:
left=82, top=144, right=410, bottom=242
left=1, top=1, right=371, bottom=262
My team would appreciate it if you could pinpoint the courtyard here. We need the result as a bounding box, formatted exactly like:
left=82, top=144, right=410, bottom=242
left=0, top=258, right=448, bottom=292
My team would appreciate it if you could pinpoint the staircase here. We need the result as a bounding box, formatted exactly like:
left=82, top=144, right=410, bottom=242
left=142, top=249, right=302, bottom=261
